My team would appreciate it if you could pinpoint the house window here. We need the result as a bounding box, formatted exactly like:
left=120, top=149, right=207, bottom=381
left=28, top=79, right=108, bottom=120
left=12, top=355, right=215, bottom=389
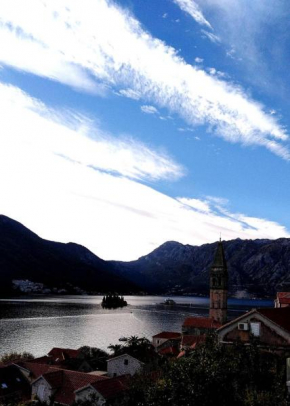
left=250, top=322, right=260, bottom=337
left=157, top=340, right=160, bottom=344
left=1, top=383, right=8, bottom=389
left=124, top=359, right=129, bottom=365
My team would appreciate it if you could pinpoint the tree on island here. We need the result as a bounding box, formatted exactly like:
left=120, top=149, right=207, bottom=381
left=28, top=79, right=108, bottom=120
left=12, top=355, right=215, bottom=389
left=120, top=335, right=289, bottom=406
left=102, top=293, right=127, bottom=309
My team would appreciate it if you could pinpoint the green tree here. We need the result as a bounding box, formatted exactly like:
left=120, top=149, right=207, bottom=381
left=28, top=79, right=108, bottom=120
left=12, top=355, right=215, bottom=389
left=0, top=351, right=34, bottom=363
left=121, top=335, right=289, bottom=406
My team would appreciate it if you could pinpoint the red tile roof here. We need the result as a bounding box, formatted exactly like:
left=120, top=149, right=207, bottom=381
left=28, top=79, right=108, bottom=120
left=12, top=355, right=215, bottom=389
left=152, top=332, right=181, bottom=339
left=258, top=307, right=290, bottom=334
left=181, top=335, right=206, bottom=348
left=36, top=369, right=108, bottom=405
left=276, top=292, right=290, bottom=304
left=277, top=292, right=290, bottom=299
left=15, top=361, right=52, bottom=379
left=183, top=317, right=221, bottom=329
left=48, top=348, right=80, bottom=362
left=90, top=375, right=130, bottom=400
left=42, top=370, right=64, bottom=389
left=279, top=298, right=290, bottom=304
left=29, top=356, right=52, bottom=365
left=158, top=346, right=179, bottom=356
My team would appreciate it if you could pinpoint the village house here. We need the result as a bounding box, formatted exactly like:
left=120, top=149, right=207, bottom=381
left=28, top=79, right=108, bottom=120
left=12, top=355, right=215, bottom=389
left=48, top=347, right=80, bottom=363
left=14, top=361, right=53, bottom=383
left=0, top=364, right=31, bottom=404
left=107, top=354, right=144, bottom=377
left=275, top=292, right=290, bottom=308
left=217, top=307, right=290, bottom=350
left=75, top=374, right=129, bottom=405
left=31, top=368, right=108, bottom=405
left=152, top=332, right=181, bottom=349
left=182, top=317, right=221, bottom=335
left=180, top=335, right=206, bottom=351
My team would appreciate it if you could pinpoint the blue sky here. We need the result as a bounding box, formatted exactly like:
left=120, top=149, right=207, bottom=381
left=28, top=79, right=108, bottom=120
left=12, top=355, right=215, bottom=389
left=0, top=0, right=290, bottom=260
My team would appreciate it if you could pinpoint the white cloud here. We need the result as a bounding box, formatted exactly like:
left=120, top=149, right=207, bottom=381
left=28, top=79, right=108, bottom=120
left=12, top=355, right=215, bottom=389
left=201, top=29, right=221, bottom=43
left=195, top=57, right=203, bottom=63
left=193, top=0, right=290, bottom=94
left=206, top=195, right=229, bottom=207
left=0, top=82, right=288, bottom=260
left=141, top=105, right=159, bottom=115
left=0, top=83, right=183, bottom=182
left=177, top=127, right=194, bottom=132
left=0, top=0, right=288, bottom=159
left=172, top=0, right=212, bottom=28
left=178, top=198, right=211, bottom=213
left=162, top=13, right=168, bottom=19
left=118, top=88, right=141, bottom=100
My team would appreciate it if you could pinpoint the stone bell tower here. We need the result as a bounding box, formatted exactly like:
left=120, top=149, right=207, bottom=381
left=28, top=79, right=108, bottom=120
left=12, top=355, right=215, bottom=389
left=209, top=239, right=228, bottom=324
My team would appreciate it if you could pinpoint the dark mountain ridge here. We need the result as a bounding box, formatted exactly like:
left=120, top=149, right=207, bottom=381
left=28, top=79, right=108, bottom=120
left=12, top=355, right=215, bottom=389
left=1, top=214, right=290, bottom=298
left=110, top=238, right=290, bottom=298
left=0, top=215, right=139, bottom=296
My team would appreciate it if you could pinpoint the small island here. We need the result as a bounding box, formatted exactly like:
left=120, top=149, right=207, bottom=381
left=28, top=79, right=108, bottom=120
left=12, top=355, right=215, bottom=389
left=101, top=293, right=128, bottom=309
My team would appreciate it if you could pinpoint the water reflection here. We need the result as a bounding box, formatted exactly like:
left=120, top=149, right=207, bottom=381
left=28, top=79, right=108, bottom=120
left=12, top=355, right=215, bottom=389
left=0, top=296, right=273, bottom=357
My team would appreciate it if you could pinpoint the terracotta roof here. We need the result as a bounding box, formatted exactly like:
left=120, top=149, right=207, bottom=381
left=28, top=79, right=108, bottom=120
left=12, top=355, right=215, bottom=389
left=258, top=307, right=290, bottom=334
left=276, top=292, right=290, bottom=304
left=48, top=348, right=80, bottom=362
left=28, top=356, right=52, bottom=365
left=90, top=375, right=130, bottom=400
left=36, top=369, right=108, bottom=405
left=277, top=292, right=290, bottom=299
left=183, top=317, right=221, bottom=329
left=15, top=361, right=52, bottom=379
left=181, top=335, right=206, bottom=348
left=152, top=332, right=181, bottom=339
left=158, top=346, right=179, bottom=356
left=42, top=370, right=64, bottom=388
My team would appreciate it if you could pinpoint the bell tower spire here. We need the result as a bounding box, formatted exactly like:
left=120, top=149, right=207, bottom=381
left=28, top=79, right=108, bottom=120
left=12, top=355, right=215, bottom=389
left=209, top=239, right=228, bottom=324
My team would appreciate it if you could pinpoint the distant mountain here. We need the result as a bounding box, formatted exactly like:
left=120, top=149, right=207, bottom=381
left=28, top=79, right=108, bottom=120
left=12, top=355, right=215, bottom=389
left=110, top=239, right=290, bottom=298
left=1, top=214, right=290, bottom=298
left=0, top=215, right=139, bottom=296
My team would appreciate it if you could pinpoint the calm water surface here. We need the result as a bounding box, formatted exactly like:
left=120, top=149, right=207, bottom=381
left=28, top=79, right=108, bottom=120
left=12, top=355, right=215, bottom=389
left=0, top=296, right=273, bottom=357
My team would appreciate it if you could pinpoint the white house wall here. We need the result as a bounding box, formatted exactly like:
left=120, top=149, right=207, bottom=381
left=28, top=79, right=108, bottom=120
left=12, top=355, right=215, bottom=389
left=32, top=378, right=52, bottom=404
left=107, top=355, right=143, bottom=377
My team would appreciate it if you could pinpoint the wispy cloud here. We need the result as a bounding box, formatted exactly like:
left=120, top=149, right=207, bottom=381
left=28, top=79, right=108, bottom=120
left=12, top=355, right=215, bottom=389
left=172, top=0, right=212, bottom=28
left=177, top=196, right=289, bottom=241
left=0, top=82, right=288, bottom=260
left=0, top=0, right=288, bottom=159
left=141, top=105, right=159, bottom=115
left=118, top=88, right=141, bottom=100
left=195, top=57, right=203, bottom=63
left=201, top=29, right=221, bottom=43
left=0, top=83, right=183, bottom=182
left=193, top=0, right=290, bottom=94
